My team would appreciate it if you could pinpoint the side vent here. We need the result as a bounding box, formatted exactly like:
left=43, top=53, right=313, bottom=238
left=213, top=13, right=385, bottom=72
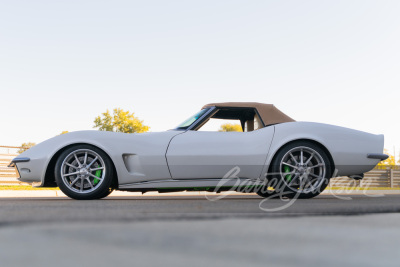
left=122, top=154, right=145, bottom=176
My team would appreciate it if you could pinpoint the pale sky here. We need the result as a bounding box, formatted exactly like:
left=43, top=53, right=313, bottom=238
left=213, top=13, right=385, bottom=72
left=1, top=1, right=399, bottom=155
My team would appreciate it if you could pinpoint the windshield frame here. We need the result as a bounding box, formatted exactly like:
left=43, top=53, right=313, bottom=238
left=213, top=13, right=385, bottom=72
left=174, top=107, right=216, bottom=131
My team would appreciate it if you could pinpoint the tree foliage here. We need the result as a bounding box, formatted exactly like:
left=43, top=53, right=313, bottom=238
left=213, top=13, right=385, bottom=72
left=93, top=108, right=150, bottom=133
left=18, top=142, right=36, bottom=154
left=377, top=149, right=396, bottom=166
left=218, top=123, right=242, bottom=132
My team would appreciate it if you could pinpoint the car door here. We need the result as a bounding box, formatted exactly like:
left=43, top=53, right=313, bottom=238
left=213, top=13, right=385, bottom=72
left=166, top=126, right=275, bottom=180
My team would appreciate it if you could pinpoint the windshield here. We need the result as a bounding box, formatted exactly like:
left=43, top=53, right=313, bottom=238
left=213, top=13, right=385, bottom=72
left=175, top=108, right=211, bottom=130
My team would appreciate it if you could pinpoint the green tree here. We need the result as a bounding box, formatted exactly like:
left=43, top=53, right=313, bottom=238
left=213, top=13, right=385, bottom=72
left=378, top=149, right=396, bottom=166
left=93, top=108, right=150, bottom=133
left=18, top=142, right=36, bottom=154
left=219, top=123, right=242, bottom=132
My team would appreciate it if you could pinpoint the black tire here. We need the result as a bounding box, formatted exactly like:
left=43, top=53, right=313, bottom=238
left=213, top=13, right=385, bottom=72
left=268, top=141, right=332, bottom=199
left=96, top=188, right=114, bottom=199
left=255, top=185, right=279, bottom=198
left=55, top=144, right=115, bottom=200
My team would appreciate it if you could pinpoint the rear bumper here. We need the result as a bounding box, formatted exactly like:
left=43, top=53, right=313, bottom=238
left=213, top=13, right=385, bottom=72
left=367, top=153, right=389, bottom=161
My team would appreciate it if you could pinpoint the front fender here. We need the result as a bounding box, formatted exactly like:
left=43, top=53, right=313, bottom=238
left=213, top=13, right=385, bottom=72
left=14, top=130, right=181, bottom=186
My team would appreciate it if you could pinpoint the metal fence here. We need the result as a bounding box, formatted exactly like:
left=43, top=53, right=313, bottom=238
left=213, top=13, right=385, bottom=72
left=329, top=168, right=400, bottom=188
left=0, top=146, right=21, bottom=184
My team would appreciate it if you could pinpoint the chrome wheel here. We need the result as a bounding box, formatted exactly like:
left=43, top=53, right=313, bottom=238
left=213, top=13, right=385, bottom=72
left=60, top=149, right=106, bottom=194
left=280, top=146, right=327, bottom=194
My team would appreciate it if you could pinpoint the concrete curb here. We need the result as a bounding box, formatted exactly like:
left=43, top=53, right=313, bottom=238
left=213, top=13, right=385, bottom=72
left=0, top=190, right=65, bottom=197
left=0, top=190, right=256, bottom=198
left=0, top=189, right=399, bottom=198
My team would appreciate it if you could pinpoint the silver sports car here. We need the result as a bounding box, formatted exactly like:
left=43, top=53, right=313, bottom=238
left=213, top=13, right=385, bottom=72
left=10, top=102, right=388, bottom=200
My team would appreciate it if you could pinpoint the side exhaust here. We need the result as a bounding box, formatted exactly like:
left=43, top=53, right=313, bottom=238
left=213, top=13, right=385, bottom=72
left=348, top=174, right=364, bottom=180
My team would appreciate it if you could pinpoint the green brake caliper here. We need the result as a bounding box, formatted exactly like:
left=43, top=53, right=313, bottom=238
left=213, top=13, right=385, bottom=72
left=284, top=165, right=292, bottom=181
left=94, top=170, right=101, bottom=185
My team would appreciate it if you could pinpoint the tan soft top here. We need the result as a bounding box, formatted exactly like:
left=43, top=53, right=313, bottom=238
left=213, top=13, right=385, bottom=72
left=202, top=102, right=295, bottom=126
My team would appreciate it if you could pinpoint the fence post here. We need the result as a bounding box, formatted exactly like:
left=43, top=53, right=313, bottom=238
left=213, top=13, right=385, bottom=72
left=389, top=167, right=394, bottom=188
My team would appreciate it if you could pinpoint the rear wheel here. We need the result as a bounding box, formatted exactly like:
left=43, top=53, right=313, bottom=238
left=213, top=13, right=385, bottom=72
left=55, top=145, right=115, bottom=200
left=267, top=141, right=332, bottom=199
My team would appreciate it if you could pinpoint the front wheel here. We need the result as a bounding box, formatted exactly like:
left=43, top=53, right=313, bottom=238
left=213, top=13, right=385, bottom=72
left=267, top=141, right=332, bottom=199
left=55, top=145, right=115, bottom=200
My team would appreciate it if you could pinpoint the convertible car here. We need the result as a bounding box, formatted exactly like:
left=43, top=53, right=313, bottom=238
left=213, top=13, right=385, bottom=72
left=10, top=102, right=388, bottom=200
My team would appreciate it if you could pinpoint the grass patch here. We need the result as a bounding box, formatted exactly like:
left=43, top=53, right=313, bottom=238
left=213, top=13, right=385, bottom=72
left=0, top=185, right=59, bottom=190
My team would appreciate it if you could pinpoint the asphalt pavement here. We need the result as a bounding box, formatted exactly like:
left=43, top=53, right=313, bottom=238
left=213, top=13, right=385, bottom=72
left=1, top=194, right=400, bottom=267
left=1, top=194, right=400, bottom=224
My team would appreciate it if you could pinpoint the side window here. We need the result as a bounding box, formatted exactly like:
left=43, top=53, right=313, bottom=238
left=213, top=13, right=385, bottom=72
left=196, top=108, right=264, bottom=132
left=198, top=118, right=242, bottom=132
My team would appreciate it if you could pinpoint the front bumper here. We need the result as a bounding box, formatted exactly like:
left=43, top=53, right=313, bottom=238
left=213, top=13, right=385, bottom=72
left=8, top=157, right=31, bottom=167
left=8, top=157, right=44, bottom=184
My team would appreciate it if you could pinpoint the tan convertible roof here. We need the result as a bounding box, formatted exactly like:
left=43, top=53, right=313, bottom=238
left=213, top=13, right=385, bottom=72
left=202, top=102, right=295, bottom=126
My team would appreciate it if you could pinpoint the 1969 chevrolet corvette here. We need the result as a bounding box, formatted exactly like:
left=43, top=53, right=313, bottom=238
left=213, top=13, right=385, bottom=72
left=10, top=102, right=388, bottom=200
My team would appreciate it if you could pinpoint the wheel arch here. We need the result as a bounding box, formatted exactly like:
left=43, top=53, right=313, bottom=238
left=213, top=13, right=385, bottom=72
left=43, top=143, right=119, bottom=188
left=266, top=138, right=336, bottom=176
